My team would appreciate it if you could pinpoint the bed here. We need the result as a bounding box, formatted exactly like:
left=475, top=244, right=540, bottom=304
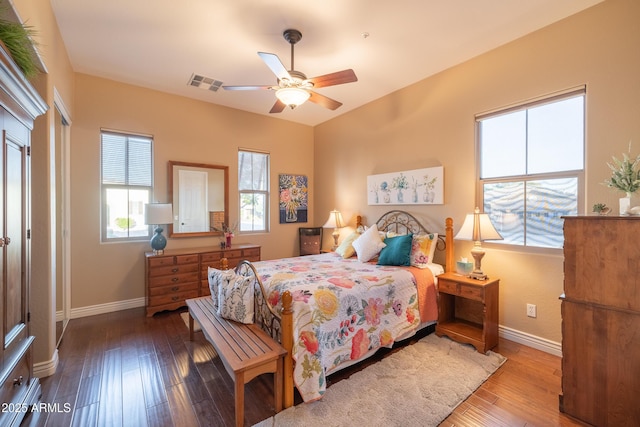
left=228, top=211, right=454, bottom=407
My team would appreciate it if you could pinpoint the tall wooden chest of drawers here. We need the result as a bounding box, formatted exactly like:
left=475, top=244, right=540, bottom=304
left=560, top=216, right=640, bottom=426
left=145, top=244, right=261, bottom=316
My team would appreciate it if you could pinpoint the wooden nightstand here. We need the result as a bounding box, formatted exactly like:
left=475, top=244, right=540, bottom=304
left=435, top=272, right=499, bottom=353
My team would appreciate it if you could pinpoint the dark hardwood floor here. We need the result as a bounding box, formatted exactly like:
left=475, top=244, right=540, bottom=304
left=23, top=307, right=588, bottom=427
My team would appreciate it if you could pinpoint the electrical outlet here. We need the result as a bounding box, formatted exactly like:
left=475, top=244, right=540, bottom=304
left=527, top=303, right=537, bottom=318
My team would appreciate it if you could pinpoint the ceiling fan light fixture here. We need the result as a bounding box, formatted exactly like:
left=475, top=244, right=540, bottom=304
left=275, top=87, right=310, bottom=108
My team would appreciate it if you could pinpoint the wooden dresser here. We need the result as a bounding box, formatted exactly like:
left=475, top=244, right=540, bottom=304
left=0, top=43, right=48, bottom=424
left=560, top=216, right=640, bottom=426
left=145, top=244, right=260, bottom=316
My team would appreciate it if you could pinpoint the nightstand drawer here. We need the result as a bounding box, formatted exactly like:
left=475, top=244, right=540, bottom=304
left=439, top=279, right=483, bottom=302
left=459, top=284, right=483, bottom=301
left=438, top=279, right=459, bottom=295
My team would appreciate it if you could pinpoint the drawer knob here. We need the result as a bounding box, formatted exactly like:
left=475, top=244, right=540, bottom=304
left=171, top=296, right=179, bottom=301
left=172, top=278, right=179, bottom=282
left=13, top=376, right=23, bottom=387
left=172, top=268, right=179, bottom=273
left=171, top=286, right=179, bottom=291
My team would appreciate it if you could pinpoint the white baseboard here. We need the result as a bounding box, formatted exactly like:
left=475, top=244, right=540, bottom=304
left=56, top=310, right=63, bottom=322
left=70, top=297, right=146, bottom=319
left=499, top=325, right=562, bottom=357
left=34, top=349, right=59, bottom=378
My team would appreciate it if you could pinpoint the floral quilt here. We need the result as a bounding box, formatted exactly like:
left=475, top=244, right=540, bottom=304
left=254, top=253, right=436, bottom=402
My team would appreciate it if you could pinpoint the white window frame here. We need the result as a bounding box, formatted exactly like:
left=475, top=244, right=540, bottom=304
left=238, top=149, right=270, bottom=233
left=476, top=87, right=586, bottom=249
left=100, top=130, right=154, bottom=242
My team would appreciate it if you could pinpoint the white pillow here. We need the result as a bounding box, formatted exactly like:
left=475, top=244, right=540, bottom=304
left=217, top=272, right=254, bottom=324
left=352, top=224, right=387, bottom=262
left=208, top=267, right=235, bottom=310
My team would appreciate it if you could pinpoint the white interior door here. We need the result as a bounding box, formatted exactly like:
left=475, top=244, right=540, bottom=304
left=178, top=169, right=208, bottom=232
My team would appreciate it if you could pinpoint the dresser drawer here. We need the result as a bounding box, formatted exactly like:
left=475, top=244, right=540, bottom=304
left=148, top=289, right=199, bottom=307
left=176, top=254, right=199, bottom=264
left=148, top=254, right=199, bottom=268
left=223, top=249, right=242, bottom=259
left=148, top=263, right=199, bottom=277
left=201, top=252, right=222, bottom=264
left=0, top=350, right=31, bottom=408
left=149, top=281, right=199, bottom=296
left=242, top=247, right=261, bottom=258
left=148, top=272, right=199, bottom=287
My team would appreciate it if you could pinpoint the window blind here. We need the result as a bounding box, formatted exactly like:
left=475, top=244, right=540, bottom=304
left=101, top=132, right=152, bottom=186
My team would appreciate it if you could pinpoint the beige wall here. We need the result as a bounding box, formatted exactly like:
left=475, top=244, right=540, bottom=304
left=314, top=0, right=640, bottom=345
left=71, top=74, right=314, bottom=309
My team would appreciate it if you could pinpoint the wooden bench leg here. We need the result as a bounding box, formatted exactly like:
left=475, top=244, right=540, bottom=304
left=188, top=312, right=195, bottom=341
left=235, top=372, right=244, bottom=427
left=274, top=356, right=283, bottom=412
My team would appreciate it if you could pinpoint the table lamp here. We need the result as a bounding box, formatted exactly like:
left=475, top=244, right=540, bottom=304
left=323, top=209, right=345, bottom=251
left=145, top=203, right=173, bottom=254
left=454, top=207, right=503, bottom=280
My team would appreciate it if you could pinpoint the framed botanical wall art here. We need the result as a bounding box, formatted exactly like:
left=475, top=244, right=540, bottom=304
left=279, top=174, right=308, bottom=223
left=367, top=166, right=443, bottom=205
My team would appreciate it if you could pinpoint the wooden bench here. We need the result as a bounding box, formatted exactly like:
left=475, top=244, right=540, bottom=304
left=187, top=296, right=287, bottom=427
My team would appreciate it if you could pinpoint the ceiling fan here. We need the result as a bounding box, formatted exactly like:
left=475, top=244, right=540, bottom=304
left=223, top=29, right=358, bottom=113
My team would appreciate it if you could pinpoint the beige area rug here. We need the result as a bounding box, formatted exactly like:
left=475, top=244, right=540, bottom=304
left=180, top=311, right=201, bottom=332
left=254, top=334, right=506, bottom=427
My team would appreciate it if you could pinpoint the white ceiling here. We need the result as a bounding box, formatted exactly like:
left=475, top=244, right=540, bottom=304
left=50, top=0, right=602, bottom=127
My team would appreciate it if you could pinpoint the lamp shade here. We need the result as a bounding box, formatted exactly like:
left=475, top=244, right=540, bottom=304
left=454, top=207, right=503, bottom=242
left=276, top=87, right=310, bottom=107
left=144, top=203, right=173, bottom=225
left=323, top=210, right=345, bottom=229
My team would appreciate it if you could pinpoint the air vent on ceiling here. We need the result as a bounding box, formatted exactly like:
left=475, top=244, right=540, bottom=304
left=188, top=74, right=223, bottom=92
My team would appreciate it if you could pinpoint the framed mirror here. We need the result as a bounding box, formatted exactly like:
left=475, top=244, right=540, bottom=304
left=168, top=160, right=229, bottom=237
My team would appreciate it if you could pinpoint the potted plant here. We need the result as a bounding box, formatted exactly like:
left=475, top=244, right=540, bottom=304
left=604, top=144, right=640, bottom=214
left=592, top=203, right=610, bottom=216
left=0, top=8, right=39, bottom=78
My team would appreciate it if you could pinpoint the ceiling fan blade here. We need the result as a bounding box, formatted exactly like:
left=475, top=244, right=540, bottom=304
left=258, top=52, right=292, bottom=81
left=308, top=69, right=357, bottom=88
left=308, top=91, right=343, bottom=110
left=222, top=85, right=272, bottom=91
left=269, top=99, right=287, bottom=113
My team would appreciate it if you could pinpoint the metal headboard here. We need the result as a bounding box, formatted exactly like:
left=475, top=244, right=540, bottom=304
left=375, top=210, right=446, bottom=251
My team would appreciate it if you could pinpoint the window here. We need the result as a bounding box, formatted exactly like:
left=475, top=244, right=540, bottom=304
left=477, top=89, right=585, bottom=248
left=238, top=150, right=269, bottom=232
left=101, top=131, right=153, bottom=242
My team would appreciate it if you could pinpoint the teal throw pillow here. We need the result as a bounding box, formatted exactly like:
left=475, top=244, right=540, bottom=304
left=377, top=233, right=413, bottom=266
